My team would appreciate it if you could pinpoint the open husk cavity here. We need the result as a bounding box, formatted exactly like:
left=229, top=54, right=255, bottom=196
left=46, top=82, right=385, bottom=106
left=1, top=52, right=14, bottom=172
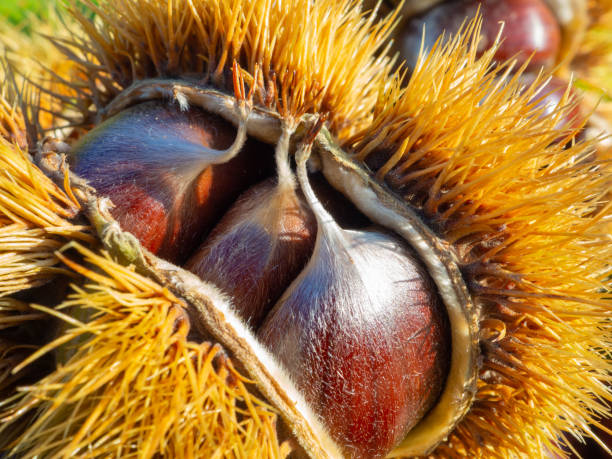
left=0, top=1, right=611, bottom=458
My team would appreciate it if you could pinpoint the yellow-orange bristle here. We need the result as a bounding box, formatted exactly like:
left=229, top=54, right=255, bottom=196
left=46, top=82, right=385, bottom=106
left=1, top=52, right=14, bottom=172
left=571, top=1, right=612, bottom=146
left=0, top=8, right=83, bottom=137
left=0, top=131, right=93, bottom=297
left=0, top=94, right=26, bottom=148
left=0, top=299, right=45, bottom=332
left=0, top=243, right=281, bottom=458
left=50, top=0, right=397, bottom=137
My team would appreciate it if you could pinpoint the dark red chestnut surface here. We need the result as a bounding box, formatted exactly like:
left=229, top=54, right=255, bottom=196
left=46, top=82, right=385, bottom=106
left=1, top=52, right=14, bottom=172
left=397, top=0, right=561, bottom=71
left=257, top=156, right=451, bottom=458
left=546, top=415, right=612, bottom=458
left=258, top=226, right=450, bottom=459
left=70, top=101, right=273, bottom=263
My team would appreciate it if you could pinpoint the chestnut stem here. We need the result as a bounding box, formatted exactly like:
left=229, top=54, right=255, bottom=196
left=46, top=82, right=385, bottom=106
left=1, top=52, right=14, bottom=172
left=295, top=140, right=335, bottom=228
left=275, top=123, right=297, bottom=192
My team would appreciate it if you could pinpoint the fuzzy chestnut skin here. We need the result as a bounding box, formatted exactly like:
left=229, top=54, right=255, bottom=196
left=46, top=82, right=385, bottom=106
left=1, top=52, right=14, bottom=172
left=397, top=0, right=561, bottom=71
left=258, top=224, right=451, bottom=459
left=70, top=101, right=273, bottom=263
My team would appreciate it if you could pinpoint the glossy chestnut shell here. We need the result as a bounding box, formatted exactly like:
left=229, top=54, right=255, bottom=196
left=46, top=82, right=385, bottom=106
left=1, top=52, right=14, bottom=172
left=70, top=101, right=273, bottom=263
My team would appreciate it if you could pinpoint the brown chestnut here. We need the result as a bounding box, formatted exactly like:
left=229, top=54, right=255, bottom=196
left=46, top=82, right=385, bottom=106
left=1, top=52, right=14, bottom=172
left=257, top=148, right=451, bottom=459
left=70, top=101, right=273, bottom=263
left=185, top=176, right=316, bottom=328
left=396, top=0, right=561, bottom=71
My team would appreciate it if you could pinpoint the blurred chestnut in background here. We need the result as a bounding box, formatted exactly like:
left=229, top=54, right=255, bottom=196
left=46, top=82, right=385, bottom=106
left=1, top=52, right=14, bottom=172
left=396, top=0, right=561, bottom=72
left=520, top=73, right=583, bottom=133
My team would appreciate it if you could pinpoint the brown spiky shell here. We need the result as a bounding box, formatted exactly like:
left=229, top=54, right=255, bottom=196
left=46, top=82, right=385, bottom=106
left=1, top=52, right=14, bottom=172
left=0, top=1, right=611, bottom=458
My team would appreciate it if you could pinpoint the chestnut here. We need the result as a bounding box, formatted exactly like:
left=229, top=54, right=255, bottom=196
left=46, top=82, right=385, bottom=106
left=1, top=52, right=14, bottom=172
left=396, top=0, right=561, bottom=71
left=257, top=147, right=451, bottom=459
left=184, top=128, right=452, bottom=458
left=70, top=101, right=273, bottom=263
left=186, top=176, right=316, bottom=328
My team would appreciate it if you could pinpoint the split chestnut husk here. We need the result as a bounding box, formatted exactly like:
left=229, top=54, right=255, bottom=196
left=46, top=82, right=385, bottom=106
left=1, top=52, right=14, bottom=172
left=33, top=82, right=479, bottom=459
